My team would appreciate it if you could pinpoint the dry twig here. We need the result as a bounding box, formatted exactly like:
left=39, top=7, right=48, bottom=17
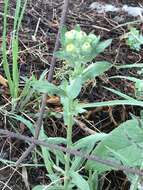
left=0, top=128, right=143, bottom=177
left=16, top=0, right=70, bottom=166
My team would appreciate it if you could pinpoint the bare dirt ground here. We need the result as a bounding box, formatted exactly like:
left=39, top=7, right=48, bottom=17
left=0, top=0, right=143, bottom=189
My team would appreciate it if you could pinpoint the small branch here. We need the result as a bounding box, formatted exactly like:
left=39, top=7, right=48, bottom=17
left=0, top=128, right=143, bottom=176
left=16, top=0, right=70, bottom=166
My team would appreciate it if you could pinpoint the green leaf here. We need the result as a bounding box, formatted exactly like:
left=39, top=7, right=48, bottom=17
left=116, top=63, right=143, bottom=69
left=70, top=172, right=90, bottom=190
left=86, top=119, right=143, bottom=173
left=54, top=51, right=66, bottom=61
left=129, top=161, right=143, bottom=190
left=60, top=25, right=67, bottom=46
left=12, top=114, right=66, bottom=172
left=82, top=61, right=112, bottom=82
left=39, top=127, right=66, bottom=167
left=12, top=36, right=19, bottom=98
left=17, top=0, right=27, bottom=32
left=39, top=69, right=48, bottom=80
left=74, top=24, right=81, bottom=32
left=2, top=0, right=14, bottom=96
left=10, top=114, right=34, bottom=134
left=71, top=133, right=108, bottom=171
left=103, top=86, right=135, bottom=100
left=32, top=185, right=47, bottom=190
left=73, top=133, right=107, bottom=149
left=126, top=27, right=143, bottom=51
left=32, top=80, right=66, bottom=96
left=80, top=99, right=143, bottom=109
left=39, top=127, right=54, bottom=174
left=11, top=114, right=67, bottom=144
left=67, top=77, right=82, bottom=99
left=19, top=75, right=35, bottom=99
left=74, top=102, right=86, bottom=114
left=32, top=185, right=64, bottom=190
left=109, top=75, right=142, bottom=83
left=46, top=137, right=66, bottom=145
left=61, top=98, right=86, bottom=125
left=13, top=0, right=21, bottom=32
left=94, top=39, right=112, bottom=55
left=88, top=171, right=98, bottom=190
left=105, top=146, right=131, bottom=165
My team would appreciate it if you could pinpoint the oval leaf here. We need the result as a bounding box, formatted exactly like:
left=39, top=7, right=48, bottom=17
left=32, top=80, right=66, bottom=96
left=94, top=39, right=112, bottom=55
left=67, top=77, right=82, bottom=99
left=86, top=119, right=143, bottom=172
left=82, top=61, right=111, bottom=81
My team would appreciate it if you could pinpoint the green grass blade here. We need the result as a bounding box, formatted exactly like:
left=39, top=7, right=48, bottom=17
left=2, top=0, right=14, bottom=96
left=11, top=0, right=27, bottom=99
left=13, top=0, right=21, bottom=33
left=12, top=36, right=19, bottom=98
left=17, top=0, right=28, bottom=32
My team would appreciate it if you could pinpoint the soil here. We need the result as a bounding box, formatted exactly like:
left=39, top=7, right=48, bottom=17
left=0, top=0, right=143, bottom=189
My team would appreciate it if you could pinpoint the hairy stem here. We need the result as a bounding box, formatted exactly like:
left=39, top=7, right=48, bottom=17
left=64, top=100, right=73, bottom=189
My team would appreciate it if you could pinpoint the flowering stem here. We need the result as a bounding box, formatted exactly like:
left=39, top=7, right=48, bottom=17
left=64, top=99, right=73, bottom=189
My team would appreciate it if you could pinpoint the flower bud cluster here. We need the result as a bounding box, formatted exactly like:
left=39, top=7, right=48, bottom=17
left=64, top=29, right=99, bottom=63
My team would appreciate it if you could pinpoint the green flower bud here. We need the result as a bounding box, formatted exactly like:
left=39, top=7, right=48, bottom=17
left=66, top=43, right=76, bottom=52
left=65, top=30, right=76, bottom=41
left=82, top=42, right=91, bottom=52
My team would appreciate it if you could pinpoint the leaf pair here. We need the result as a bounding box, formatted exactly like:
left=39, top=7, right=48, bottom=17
left=32, top=61, right=112, bottom=99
